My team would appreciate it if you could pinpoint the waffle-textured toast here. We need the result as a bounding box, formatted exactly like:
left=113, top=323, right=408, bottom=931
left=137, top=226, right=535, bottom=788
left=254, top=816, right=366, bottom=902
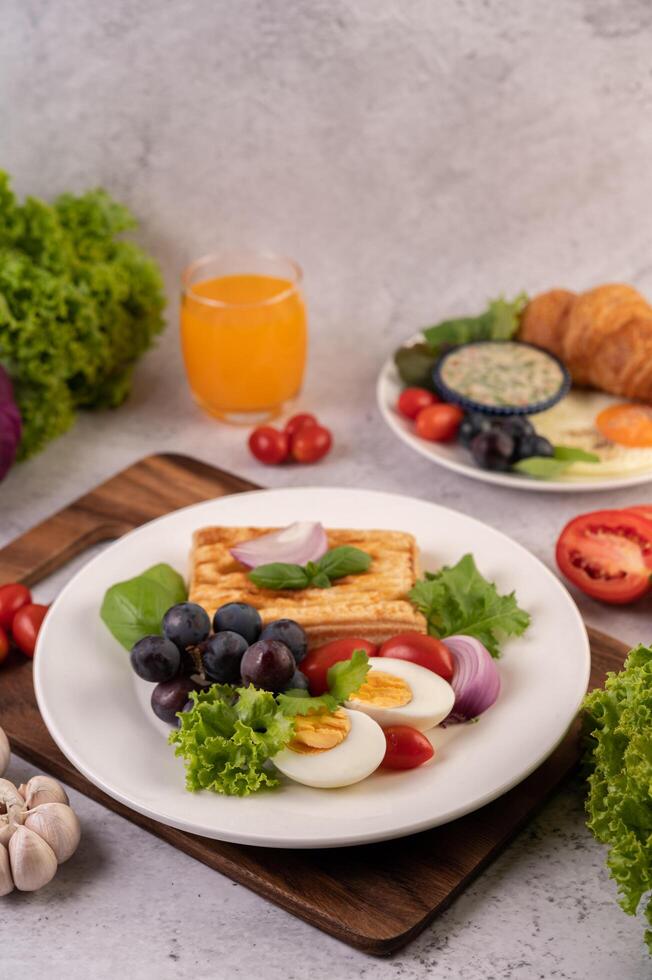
left=189, top=527, right=427, bottom=648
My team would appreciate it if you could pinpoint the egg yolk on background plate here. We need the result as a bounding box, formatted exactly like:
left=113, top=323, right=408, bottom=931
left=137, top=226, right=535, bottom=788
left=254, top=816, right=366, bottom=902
left=595, top=403, right=652, bottom=447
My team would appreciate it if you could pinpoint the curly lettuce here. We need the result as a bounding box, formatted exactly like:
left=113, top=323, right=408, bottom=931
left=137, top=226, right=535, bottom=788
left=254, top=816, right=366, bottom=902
left=0, top=171, right=165, bottom=458
left=582, top=644, right=652, bottom=953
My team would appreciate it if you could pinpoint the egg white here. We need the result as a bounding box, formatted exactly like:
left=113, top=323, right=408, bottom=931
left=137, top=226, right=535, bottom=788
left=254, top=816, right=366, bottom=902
left=534, top=391, right=652, bottom=477
left=345, top=657, right=455, bottom=732
left=272, top=708, right=386, bottom=789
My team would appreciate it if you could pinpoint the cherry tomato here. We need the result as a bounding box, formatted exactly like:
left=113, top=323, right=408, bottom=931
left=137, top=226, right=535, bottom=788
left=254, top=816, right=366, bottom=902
left=556, top=509, right=652, bottom=604
left=0, top=583, right=31, bottom=631
left=301, top=637, right=378, bottom=695
left=415, top=403, right=464, bottom=442
left=285, top=413, right=318, bottom=439
left=0, top=626, right=9, bottom=667
left=248, top=426, right=289, bottom=465
left=381, top=725, right=434, bottom=770
left=378, top=632, right=454, bottom=682
left=12, top=603, right=48, bottom=658
left=397, top=388, right=438, bottom=420
left=290, top=424, right=333, bottom=464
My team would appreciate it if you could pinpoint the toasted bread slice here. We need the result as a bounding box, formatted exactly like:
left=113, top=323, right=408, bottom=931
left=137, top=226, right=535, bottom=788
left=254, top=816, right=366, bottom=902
left=189, top=527, right=426, bottom=648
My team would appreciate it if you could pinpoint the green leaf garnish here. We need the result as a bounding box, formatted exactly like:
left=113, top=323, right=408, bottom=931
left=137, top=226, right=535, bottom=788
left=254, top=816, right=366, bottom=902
left=169, top=684, right=294, bottom=796
left=100, top=563, right=187, bottom=650
left=514, top=446, right=600, bottom=479
left=421, top=293, right=528, bottom=353
left=582, top=644, right=652, bottom=954
left=327, top=649, right=371, bottom=701
left=553, top=445, right=600, bottom=463
left=248, top=546, right=372, bottom=591
left=248, top=563, right=311, bottom=590
left=408, top=553, right=530, bottom=658
left=512, top=456, right=571, bottom=479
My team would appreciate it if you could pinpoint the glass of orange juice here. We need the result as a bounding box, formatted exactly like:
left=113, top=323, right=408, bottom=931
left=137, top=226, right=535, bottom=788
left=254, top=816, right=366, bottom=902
left=180, top=250, right=307, bottom=423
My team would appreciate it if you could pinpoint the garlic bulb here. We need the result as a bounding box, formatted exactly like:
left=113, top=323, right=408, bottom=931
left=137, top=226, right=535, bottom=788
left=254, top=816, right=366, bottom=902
left=0, top=727, right=9, bottom=778
left=0, top=773, right=80, bottom=896
left=24, top=803, right=81, bottom=864
left=0, top=843, right=13, bottom=896
left=9, top=826, right=58, bottom=891
left=18, top=775, right=69, bottom=809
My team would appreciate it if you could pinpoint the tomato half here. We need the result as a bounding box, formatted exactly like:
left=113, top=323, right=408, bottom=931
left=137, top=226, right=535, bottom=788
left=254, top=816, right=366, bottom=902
left=378, top=632, right=454, bottom=681
left=380, top=725, right=434, bottom=770
left=301, top=637, right=378, bottom=695
left=628, top=505, right=652, bottom=522
left=556, top=509, right=652, bottom=604
left=0, top=583, right=31, bottom=631
left=12, top=603, right=49, bottom=657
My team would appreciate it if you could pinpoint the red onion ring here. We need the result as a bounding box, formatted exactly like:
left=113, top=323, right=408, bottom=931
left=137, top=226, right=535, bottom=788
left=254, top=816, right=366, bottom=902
left=442, top=635, right=501, bottom=722
left=230, top=521, right=328, bottom=569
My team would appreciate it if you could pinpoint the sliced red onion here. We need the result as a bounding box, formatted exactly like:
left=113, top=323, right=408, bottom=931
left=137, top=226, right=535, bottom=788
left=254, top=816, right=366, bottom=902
left=442, top=635, right=501, bottom=722
left=230, top=521, right=328, bottom=569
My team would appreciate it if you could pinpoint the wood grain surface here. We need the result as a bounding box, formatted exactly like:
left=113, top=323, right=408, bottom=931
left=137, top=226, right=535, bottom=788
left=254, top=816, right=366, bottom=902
left=0, top=453, right=629, bottom=955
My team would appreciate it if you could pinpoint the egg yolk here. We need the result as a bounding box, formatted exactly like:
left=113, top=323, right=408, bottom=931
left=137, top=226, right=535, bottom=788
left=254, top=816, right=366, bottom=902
left=348, top=670, right=412, bottom=708
left=288, top=709, right=351, bottom=755
left=595, top=403, right=652, bottom=447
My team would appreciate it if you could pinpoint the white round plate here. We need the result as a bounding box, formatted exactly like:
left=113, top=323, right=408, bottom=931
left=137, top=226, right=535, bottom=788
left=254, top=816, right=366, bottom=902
left=377, top=348, right=652, bottom=492
left=35, top=487, right=590, bottom=848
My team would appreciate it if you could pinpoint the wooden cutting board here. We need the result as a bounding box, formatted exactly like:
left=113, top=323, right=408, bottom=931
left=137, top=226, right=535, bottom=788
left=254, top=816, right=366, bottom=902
left=0, top=453, right=628, bottom=955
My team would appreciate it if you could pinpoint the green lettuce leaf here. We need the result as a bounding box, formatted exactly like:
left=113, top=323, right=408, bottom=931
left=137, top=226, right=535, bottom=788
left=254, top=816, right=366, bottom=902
left=422, top=293, right=528, bottom=353
left=408, top=553, right=530, bottom=658
left=0, top=171, right=165, bottom=459
left=100, top=563, right=187, bottom=650
left=582, top=645, right=652, bottom=954
left=170, top=684, right=294, bottom=796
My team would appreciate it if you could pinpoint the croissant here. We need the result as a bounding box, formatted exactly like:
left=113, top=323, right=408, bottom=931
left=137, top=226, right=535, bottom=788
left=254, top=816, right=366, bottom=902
left=519, top=284, right=652, bottom=403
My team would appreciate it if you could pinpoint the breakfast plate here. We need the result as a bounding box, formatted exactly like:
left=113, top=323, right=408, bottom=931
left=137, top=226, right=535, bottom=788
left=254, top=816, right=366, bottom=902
left=34, top=487, right=590, bottom=848
left=377, top=346, right=652, bottom=493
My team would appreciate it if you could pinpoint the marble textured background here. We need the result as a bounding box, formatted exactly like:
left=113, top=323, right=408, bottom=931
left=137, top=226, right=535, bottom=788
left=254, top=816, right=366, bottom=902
left=2, top=1, right=652, bottom=976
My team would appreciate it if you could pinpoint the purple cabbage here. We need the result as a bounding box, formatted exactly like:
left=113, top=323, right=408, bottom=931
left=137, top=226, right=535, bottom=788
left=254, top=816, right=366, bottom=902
left=0, top=366, right=21, bottom=481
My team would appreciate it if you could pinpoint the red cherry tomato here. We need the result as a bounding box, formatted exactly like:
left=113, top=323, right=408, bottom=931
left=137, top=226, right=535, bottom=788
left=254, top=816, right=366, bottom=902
left=381, top=725, right=434, bottom=770
left=415, top=403, right=464, bottom=442
left=0, top=583, right=31, bottom=631
left=397, top=387, right=438, bottom=420
left=378, top=632, right=454, bottom=682
left=290, top=424, right=333, bottom=464
left=12, top=603, right=48, bottom=658
left=556, top=509, right=652, bottom=604
left=301, top=637, right=378, bottom=695
left=285, top=413, right=318, bottom=439
left=248, top=426, right=289, bottom=465
left=0, top=626, right=10, bottom=666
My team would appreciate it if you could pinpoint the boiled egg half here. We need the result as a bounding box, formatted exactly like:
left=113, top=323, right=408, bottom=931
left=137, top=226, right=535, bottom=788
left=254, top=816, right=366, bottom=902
left=345, top=657, right=454, bottom=732
left=272, top=707, right=386, bottom=789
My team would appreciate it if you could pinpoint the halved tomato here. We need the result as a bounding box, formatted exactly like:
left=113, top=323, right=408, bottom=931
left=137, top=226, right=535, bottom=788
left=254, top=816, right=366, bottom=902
left=627, top=505, right=652, bottom=522
left=556, top=509, right=652, bottom=604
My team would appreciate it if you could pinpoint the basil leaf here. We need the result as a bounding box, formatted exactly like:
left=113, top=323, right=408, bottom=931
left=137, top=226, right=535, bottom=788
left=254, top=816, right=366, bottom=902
left=317, top=546, right=372, bottom=579
left=100, top=563, right=187, bottom=650
left=553, top=445, right=600, bottom=463
left=248, top=562, right=311, bottom=590
left=512, top=456, right=571, bottom=479
left=309, top=571, right=332, bottom=589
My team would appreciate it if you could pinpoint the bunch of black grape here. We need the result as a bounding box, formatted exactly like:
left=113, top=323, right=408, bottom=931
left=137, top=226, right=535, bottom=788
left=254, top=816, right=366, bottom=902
left=459, top=413, right=554, bottom=472
left=130, top=601, right=309, bottom=725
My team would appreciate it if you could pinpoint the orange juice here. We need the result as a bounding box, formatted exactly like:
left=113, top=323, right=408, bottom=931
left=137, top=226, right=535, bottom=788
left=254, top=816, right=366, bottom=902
left=180, top=262, right=307, bottom=421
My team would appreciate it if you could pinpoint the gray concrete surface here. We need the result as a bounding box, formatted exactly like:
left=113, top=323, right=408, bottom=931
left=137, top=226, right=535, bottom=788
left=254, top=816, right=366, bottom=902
left=2, top=1, right=652, bottom=976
